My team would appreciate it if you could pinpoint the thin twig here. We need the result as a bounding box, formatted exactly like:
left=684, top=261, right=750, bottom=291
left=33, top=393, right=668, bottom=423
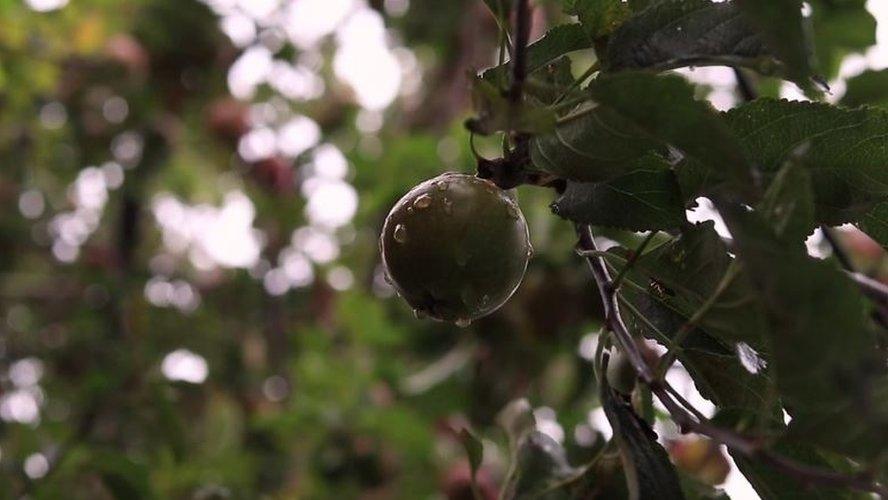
left=575, top=223, right=888, bottom=497
left=733, top=67, right=758, bottom=102
left=508, top=0, right=531, bottom=105
left=611, top=231, right=658, bottom=291
left=551, top=61, right=600, bottom=106
left=656, top=261, right=741, bottom=376
left=576, top=224, right=655, bottom=383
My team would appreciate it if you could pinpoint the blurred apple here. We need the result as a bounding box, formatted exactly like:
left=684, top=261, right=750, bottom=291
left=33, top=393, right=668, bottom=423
left=668, top=438, right=731, bottom=485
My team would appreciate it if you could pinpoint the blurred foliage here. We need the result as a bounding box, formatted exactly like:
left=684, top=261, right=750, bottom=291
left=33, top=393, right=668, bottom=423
left=0, top=0, right=603, bottom=498
left=0, top=0, right=886, bottom=499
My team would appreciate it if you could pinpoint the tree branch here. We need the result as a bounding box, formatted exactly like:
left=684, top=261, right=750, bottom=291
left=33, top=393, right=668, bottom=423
left=508, top=0, right=531, bottom=105
left=575, top=223, right=888, bottom=497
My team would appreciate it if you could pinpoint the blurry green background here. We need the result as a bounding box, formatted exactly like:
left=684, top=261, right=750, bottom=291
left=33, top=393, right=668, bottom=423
left=0, top=0, right=886, bottom=498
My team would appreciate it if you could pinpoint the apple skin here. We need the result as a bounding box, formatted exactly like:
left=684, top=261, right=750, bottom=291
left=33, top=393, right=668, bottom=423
left=380, top=173, right=531, bottom=326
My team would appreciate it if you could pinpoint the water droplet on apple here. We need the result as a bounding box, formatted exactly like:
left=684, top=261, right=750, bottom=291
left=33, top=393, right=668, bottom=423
left=393, top=224, right=408, bottom=243
left=413, top=194, right=432, bottom=210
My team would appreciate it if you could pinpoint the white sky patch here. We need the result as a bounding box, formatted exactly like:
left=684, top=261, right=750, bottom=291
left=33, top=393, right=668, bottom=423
left=161, top=349, right=209, bottom=384
left=686, top=197, right=731, bottom=239
left=588, top=407, right=613, bottom=441
left=327, top=265, right=354, bottom=290
left=152, top=190, right=263, bottom=270
left=221, top=12, right=257, bottom=47
left=24, top=453, right=49, bottom=479
left=285, top=0, right=355, bottom=49
left=723, top=450, right=760, bottom=499
left=280, top=248, right=315, bottom=288
left=304, top=179, right=359, bottom=228
left=25, top=0, right=68, bottom=12
left=663, top=365, right=717, bottom=419
left=18, top=190, right=45, bottom=219
left=310, top=144, right=349, bottom=179
left=292, top=226, right=341, bottom=263
left=333, top=8, right=403, bottom=110
left=676, top=66, right=738, bottom=111
left=805, top=228, right=830, bottom=259
left=277, top=115, right=321, bottom=157
left=9, top=358, right=44, bottom=388
left=268, top=62, right=325, bottom=101
left=46, top=166, right=120, bottom=264
left=0, top=390, right=41, bottom=424
left=228, top=45, right=274, bottom=99
left=237, top=0, right=279, bottom=22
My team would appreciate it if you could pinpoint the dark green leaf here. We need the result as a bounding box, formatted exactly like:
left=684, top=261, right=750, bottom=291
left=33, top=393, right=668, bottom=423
left=468, top=76, right=557, bottom=135
left=567, top=0, right=632, bottom=39
left=532, top=72, right=751, bottom=188
left=628, top=0, right=652, bottom=12
left=481, top=24, right=591, bottom=86
left=735, top=0, right=817, bottom=86
left=587, top=72, right=750, bottom=188
left=724, top=98, right=888, bottom=224
left=552, top=154, right=686, bottom=231
left=858, top=200, right=888, bottom=248
left=757, top=157, right=816, bottom=245
left=730, top=442, right=869, bottom=499
left=523, top=56, right=582, bottom=106
left=840, top=69, right=888, bottom=108
left=719, top=203, right=887, bottom=458
left=619, top=222, right=769, bottom=350
left=502, top=431, right=579, bottom=499
left=530, top=102, right=663, bottom=182
left=605, top=0, right=776, bottom=75
left=605, top=223, right=777, bottom=414
left=601, top=378, right=685, bottom=499
left=810, top=0, right=876, bottom=79
left=90, top=451, right=155, bottom=500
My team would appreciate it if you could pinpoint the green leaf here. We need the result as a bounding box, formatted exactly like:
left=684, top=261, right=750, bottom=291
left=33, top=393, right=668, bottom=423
left=567, top=0, right=632, bottom=39
left=586, top=72, right=751, bottom=187
left=459, top=428, right=484, bottom=481
left=523, top=55, right=583, bottom=106
left=90, top=451, right=155, bottom=500
left=530, top=102, right=663, bottom=182
left=604, top=0, right=776, bottom=75
left=730, top=442, right=869, bottom=499
left=601, top=379, right=685, bottom=500
left=757, top=156, right=816, bottom=245
left=724, top=98, right=888, bottom=224
left=735, top=0, right=818, bottom=87
left=719, top=203, right=887, bottom=458
left=467, top=76, right=557, bottom=135
left=605, top=223, right=777, bottom=413
left=858, top=200, right=888, bottom=248
left=552, top=154, right=686, bottom=231
left=497, top=398, right=537, bottom=450
left=628, top=0, right=652, bottom=12
left=840, top=69, right=888, bottom=108
left=502, top=431, right=579, bottom=499
left=532, top=72, right=751, bottom=187
left=810, top=0, right=876, bottom=79
left=481, top=24, right=591, bottom=86
left=621, top=223, right=769, bottom=350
